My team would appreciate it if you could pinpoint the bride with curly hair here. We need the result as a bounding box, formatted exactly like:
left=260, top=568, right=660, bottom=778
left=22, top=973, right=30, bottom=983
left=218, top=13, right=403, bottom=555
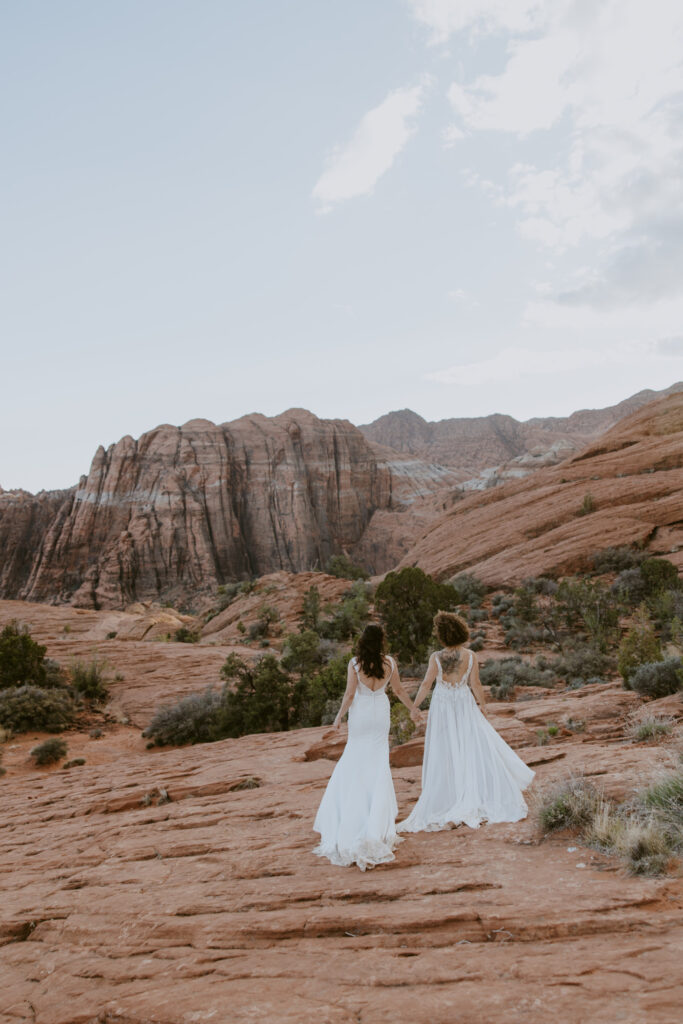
left=400, top=610, right=534, bottom=833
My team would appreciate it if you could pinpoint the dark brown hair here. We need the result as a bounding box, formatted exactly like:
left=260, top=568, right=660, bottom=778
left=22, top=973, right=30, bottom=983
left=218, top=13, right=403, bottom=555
left=434, top=610, right=469, bottom=647
left=356, top=623, right=386, bottom=679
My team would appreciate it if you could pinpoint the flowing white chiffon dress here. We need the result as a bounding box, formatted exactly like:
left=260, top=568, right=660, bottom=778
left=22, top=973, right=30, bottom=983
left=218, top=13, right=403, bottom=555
left=399, top=651, right=534, bottom=832
left=313, top=657, right=402, bottom=871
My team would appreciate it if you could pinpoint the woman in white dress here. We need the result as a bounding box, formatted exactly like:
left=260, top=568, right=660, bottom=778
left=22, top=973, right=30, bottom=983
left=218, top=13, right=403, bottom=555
left=313, top=624, right=415, bottom=870
left=400, top=611, right=534, bottom=833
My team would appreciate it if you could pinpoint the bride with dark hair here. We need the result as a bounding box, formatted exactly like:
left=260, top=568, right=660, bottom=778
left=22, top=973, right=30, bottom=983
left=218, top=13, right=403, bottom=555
left=313, top=623, right=415, bottom=870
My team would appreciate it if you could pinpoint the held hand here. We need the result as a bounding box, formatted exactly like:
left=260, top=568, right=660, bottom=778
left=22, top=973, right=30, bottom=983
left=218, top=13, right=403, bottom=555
left=332, top=716, right=342, bottom=731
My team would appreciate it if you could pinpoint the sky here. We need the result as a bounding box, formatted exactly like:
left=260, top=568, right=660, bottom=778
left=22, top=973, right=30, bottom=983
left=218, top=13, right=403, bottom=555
left=2, top=0, right=683, bottom=492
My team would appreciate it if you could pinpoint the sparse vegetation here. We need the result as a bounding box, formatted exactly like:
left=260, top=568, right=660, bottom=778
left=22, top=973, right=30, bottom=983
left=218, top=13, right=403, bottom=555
left=590, top=545, right=644, bottom=574
left=0, top=685, right=76, bottom=734
left=70, top=658, right=110, bottom=703
left=174, top=626, right=200, bottom=643
left=626, top=713, right=675, bottom=743
left=325, top=554, right=369, bottom=580
left=389, top=703, right=415, bottom=747
left=31, top=737, right=68, bottom=767
left=300, top=586, right=321, bottom=632
left=577, top=493, right=596, bottom=516
left=143, top=688, right=224, bottom=747
left=0, top=621, right=55, bottom=689
left=629, top=657, right=683, bottom=699
left=535, top=768, right=682, bottom=876
left=618, top=607, right=663, bottom=687
left=62, top=758, right=86, bottom=769
left=376, top=567, right=458, bottom=662
left=480, top=656, right=556, bottom=700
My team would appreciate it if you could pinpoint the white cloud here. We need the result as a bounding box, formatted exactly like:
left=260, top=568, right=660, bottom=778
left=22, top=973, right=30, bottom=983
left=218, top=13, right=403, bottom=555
left=312, top=77, right=432, bottom=212
left=408, top=0, right=552, bottom=44
left=430, top=0, right=683, bottom=311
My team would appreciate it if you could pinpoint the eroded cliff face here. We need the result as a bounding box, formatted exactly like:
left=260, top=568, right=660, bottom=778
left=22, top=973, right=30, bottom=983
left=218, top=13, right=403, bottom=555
left=398, top=391, right=683, bottom=584
left=6, top=410, right=395, bottom=608
left=0, top=487, right=73, bottom=598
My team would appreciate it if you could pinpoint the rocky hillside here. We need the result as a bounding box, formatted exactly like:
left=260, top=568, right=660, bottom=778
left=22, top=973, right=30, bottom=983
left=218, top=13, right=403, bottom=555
left=361, top=382, right=683, bottom=474
left=0, top=410, right=457, bottom=609
left=0, top=595, right=681, bottom=1023
left=399, top=391, right=683, bottom=584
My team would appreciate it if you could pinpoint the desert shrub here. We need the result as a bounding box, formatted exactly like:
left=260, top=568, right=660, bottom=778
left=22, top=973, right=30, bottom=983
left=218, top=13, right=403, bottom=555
left=390, top=703, right=415, bottom=747
left=70, top=658, right=110, bottom=703
left=535, top=776, right=600, bottom=832
left=450, top=573, right=487, bottom=608
left=480, top=657, right=556, bottom=700
left=143, top=688, right=223, bottom=747
left=522, top=576, right=559, bottom=596
left=300, top=586, right=321, bottom=631
left=0, top=685, right=76, bottom=733
left=297, top=652, right=351, bottom=727
left=591, top=545, right=644, bottom=574
left=174, top=626, right=200, bottom=644
left=503, top=622, right=549, bottom=651
left=218, top=653, right=295, bottom=736
left=0, top=621, right=52, bottom=689
left=554, top=579, right=621, bottom=650
left=640, top=557, right=680, bottom=595
left=626, top=713, right=675, bottom=743
left=319, top=582, right=369, bottom=642
left=491, top=595, right=514, bottom=619
left=577, top=493, right=596, bottom=516
left=63, top=758, right=86, bottom=769
left=512, top=585, right=538, bottom=623
left=538, top=644, right=615, bottom=685
left=248, top=604, right=280, bottom=641
left=281, top=630, right=325, bottom=676
left=325, top=554, right=369, bottom=580
left=470, top=637, right=484, bottom=652
left=617, top=818, right=673, bottom=876
left=31, top=737, right=68, bottom=766
left=376, top=568, right=458, bottom=663
left=467, top=608, right=488, bottom=623
left=638, top=768, right=683, bottom=843
left=618, top=608, right=663, bottom=687
left=612, top=568, right=647, bottom=605
left=649, top=589, right=683, bottom=637
left=629, top=657, right=683, bottom=699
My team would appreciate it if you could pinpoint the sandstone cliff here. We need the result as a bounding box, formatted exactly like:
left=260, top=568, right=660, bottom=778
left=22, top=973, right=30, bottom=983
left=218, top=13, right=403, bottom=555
left=360, top=382, right=683, bottom=473
left=398, top=391, right=683, bottom=584
left=0, top=410, right=457, bottom=609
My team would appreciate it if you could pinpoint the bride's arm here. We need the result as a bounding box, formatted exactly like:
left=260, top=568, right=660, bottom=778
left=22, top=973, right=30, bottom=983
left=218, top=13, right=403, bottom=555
left=332, top=660, right=358, bottom=729
left=387, top=659, right=414, bottom=714
left=468, top=654, right=489, bottom=718
left=410, top=654, right=438, bottom=721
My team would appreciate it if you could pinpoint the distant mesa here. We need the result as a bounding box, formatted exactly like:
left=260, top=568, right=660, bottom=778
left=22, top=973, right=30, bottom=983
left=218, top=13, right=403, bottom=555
left=0, top=383, right=680, bottom=608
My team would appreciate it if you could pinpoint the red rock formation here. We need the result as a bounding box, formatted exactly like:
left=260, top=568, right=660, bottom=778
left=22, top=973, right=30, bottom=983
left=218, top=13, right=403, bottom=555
left=399, top=391, right=683, bottom=584
left=360, top=382, right=683, bottom=472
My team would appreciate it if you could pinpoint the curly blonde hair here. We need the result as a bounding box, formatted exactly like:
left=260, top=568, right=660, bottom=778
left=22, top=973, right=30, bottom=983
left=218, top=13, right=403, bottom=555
left=434, top=610, right=469, bottom=647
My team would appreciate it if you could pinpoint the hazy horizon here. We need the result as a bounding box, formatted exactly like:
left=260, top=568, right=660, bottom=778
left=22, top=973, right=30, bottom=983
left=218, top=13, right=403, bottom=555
left=3, top=1, right=683, bottom=491
left=3, top=378, right=680, bottom=496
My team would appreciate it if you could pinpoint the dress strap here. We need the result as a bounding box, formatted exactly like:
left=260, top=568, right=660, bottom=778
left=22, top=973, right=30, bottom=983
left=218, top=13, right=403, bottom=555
left=464, top=650, right=474, bottom=684
left=434, top=653, right=443, bottom=681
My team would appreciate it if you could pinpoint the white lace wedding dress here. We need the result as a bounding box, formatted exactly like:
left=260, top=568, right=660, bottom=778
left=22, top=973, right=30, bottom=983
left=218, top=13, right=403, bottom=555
left=399, top=651, right=534, bottom=832
left=313, top=657, right=402, bottom=870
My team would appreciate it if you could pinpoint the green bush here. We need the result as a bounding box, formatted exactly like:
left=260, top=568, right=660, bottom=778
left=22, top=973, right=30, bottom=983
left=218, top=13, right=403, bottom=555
left=31, top=737, right=68, bottom=767
left=626, top=714, right=674, bottom=742
left=174, top=626, right=200, bottom=643
left=143, top=688, right=224, bottom=747
left=0, top=685, right=76, bottom=734
left=390, top=703, right=415, bottom=747
left=591, top=546, right=644, bottom=574
left=612, top=568, right=647, bottom=605
left=325, top=554, right=369, bottom=580
left=480, top=657, right=556, bottom=700
left=640, top=557, right=680, bottom=595
left=629, top=657, right=683, bottom=699
left=217, top=654, right=295, bottom=736
left=554, top=579, right=621, bottom=650
left=281, top=631, right=324, bottom=677
left=70, top=658, right=110, bottom=703
left=618, top=608, right=662, bottom=687
left=535, top=776, right=600, bottom=832
left=450, top=573, right=487, bottom=608
left=537, top=644, right=615, bottom=685
left=319, top=583, right=369, bottom=641
left=300, top=586, right=321, bottom=631
left=376, top=567, right=457, bottom=662
left=577, top=493, right=596, bottom=516
left=0, top=621, right=50, bottom=689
